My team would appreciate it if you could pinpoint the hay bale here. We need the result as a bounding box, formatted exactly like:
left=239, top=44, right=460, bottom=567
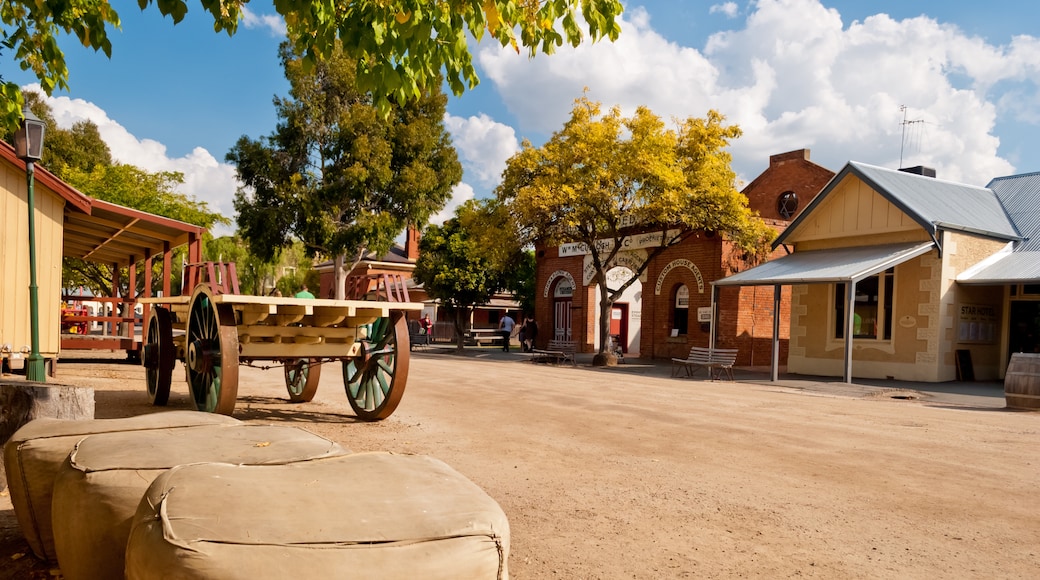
left=126, top=452, right=510, bottom=580
left=2, top=411, right=240, bottom=561
left=51, top=423, right=348, bottom=580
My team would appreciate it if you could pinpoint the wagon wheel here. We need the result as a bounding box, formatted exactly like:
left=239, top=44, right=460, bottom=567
left=342, top=311, right=410, bottom=421
left=284, top=359, right=321, bottom=403
left=142, top=306, right=174, bottom=406
left=185, top=284, right=239, bottom=415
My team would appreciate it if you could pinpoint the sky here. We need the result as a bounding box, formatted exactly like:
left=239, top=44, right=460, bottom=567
left=6, top=0, right=1040, bottom=237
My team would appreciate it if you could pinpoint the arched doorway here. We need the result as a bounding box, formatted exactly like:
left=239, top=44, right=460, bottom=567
left=552, top=277, right=574, bottom=341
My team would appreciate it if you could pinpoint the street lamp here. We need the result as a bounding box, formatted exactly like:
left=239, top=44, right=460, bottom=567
left=13, top=107, right=47, bottom=382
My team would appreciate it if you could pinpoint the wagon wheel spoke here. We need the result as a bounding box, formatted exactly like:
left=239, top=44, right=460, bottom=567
left=186, top=284, right=239, bottom=415
left=142, top=307, right=174, bottom=405
left=284, top=358, right=321, bottom=403
left=342, top=311, right=410, bottom=421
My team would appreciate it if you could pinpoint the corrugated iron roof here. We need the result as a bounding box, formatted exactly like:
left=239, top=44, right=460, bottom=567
left=987, top=171, right=1040, bottom=251
left=715, top=242, right=935, bottom=286
left=957, top=252, right=1040, bottom=285
left=776, top=162, right=1020, bottom=246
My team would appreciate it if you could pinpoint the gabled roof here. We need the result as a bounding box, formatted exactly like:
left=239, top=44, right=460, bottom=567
left=776, top=161, right=1020, bottom=248
left=0, top=140, right=91, bottom=214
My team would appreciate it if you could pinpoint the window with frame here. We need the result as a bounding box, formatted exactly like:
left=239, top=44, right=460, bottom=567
left=672, top=284, right=690, bottom=335
left=834, top=268, right=894, bottom=340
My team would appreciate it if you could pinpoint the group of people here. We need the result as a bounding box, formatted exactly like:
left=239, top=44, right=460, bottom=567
left=497, top=314, right=538, bottom=353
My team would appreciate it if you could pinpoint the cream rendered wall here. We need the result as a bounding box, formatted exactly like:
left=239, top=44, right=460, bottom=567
left=939, top=232, right=1009, bottom=381
left=786, top=175, right=952, bottom=381
left=1, top=161, right=66, bottom=360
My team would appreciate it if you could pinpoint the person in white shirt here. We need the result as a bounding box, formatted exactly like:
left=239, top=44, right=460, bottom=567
left=498, top=314, right=516, bottom=352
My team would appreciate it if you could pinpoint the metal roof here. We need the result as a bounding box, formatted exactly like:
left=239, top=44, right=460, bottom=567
left=987, top=171, right=1040, bottom=251
left=955, top=172, right=1040, bottom=284
left=715, top=242, right=935, bottom=286
left=776, top=162, right=1020, bottom=247
left=957, top=252, right=1040, bottom=285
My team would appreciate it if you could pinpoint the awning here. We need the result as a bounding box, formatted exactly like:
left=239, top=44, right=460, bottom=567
left=714, top=242, right=936, bottom=287
left=957, top=251, right=1040, bottom=285
left=63, top=198, right=207, bottom=266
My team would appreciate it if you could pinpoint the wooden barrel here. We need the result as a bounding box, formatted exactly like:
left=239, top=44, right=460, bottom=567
left=1004, top=353, right=1040, bottom=410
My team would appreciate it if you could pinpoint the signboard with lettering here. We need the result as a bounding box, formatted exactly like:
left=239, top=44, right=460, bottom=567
left=957, top=304, right=997, bottom=344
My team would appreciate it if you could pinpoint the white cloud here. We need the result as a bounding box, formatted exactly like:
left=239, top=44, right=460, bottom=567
left=430, top=182, right=476, bottom=226
left=240, top=6, right=286, bottom=37
left=444, top=113, right=520, bottom=190
left=32, top=87, right=240, bottom=237
left=476, top=0, right=1036, bottom=185
left=709, top=2, right=739, bottom=18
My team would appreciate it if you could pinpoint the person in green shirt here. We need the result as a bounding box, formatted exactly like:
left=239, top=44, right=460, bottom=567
left=295, top=285, right=315, bottom=299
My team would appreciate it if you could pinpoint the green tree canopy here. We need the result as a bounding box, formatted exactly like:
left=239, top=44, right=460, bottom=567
left=1, top=0, right=624, bottom=130
left=229, top=41, right=462, bottom=298
left=497, top=96, right=775, bottom=361
left=413, top=200, right=510, bottom=351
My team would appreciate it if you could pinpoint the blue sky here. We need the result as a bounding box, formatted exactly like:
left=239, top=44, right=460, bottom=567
left=6, top=0, right=1040, bottom=237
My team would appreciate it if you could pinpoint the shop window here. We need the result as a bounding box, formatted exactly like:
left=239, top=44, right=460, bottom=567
left=834, top=268, right=894, bottom=340
left=672, top=284, right=689, bottom=335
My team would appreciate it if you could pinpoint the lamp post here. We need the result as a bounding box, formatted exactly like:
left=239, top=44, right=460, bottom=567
left=13, top=107, right=47, bottom=382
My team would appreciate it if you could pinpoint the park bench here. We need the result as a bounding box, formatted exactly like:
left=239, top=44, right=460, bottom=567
left=670, top=346, right=738, bottom=381
left=466, top=328, right=505, bottom=347
left=532, top=339, right=577, bottom=366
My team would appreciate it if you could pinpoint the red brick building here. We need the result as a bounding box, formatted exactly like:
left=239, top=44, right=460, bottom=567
left=532, top=149, right=834, bottom=364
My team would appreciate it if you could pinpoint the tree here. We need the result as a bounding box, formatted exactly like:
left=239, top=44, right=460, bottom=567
left=229, top=41, right=462, bottom=298
left=413, top=200, right=509, bottom=352
left=1, top=0, right=624, bottom=130
left=497, top=96, right=775, bottom=364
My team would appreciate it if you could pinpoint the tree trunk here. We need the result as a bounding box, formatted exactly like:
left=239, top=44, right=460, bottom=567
left=334, top=254, right=346, bottom=300
left=453, top=308, right=468, bottom=353
left=0, top=381, right=95, bottom=491
left=593, top=282, right=618, bottom=367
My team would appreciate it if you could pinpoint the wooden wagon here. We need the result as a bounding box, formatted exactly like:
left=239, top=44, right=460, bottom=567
left=139, top=267, right=422, bottom=421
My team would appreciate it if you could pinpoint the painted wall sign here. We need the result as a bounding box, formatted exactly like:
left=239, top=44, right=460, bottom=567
left=654, top=259, right=705, bottom=295
left=543, top=270, right=577, bottom=298
left=559, top=229, right=680, bottom=257
left=581, top=251, right=648, bottom=286
left=957, top=303, right=997, bottom=343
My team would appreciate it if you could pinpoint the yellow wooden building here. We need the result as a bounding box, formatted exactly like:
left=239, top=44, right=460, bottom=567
left=1, top=141, right=206, bottom=373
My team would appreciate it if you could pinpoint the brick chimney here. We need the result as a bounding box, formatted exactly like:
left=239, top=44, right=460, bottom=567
left=769, top=149, right=811, bottom=167
left=405, top=224, right=421, bottom=260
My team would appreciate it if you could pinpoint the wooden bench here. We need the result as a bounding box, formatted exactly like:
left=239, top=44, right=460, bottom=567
left=532, top=340, right=577, bottom=366
left=466, top=328, right=505, bottom=347
left=671, top=346, right=739, bottom=381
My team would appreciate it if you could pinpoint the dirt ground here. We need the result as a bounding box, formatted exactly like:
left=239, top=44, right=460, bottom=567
left=2, top=350, right=1038, bottom=579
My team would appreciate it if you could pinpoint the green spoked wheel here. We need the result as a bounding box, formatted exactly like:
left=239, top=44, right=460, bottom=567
left=342, top=311, right=410, bottom=421
left=142, top=306, right=174, bottom=405
left=284, top=359, right=321, bottom=403
left=185, top=284, right=239, bottom=415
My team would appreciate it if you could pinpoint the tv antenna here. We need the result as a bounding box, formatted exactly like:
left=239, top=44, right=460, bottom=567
left=899, top=105, right=927, bottom=167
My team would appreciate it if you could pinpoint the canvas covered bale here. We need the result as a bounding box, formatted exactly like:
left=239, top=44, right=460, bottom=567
left=51, top=423, right=349, bottom=580
left=1, top=410, right=240, bottom=561
left=126, top=452, right=510, bottom=580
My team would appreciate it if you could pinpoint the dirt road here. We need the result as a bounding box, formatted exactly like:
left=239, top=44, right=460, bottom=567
left=3, top=351, right=1038, bottom=578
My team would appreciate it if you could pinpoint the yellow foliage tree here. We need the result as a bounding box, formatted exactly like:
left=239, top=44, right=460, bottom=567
left=497, top=96, right=774, bottom=362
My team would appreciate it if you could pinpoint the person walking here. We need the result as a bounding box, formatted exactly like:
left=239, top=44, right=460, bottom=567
left=498, top=313, right=516, bottom=352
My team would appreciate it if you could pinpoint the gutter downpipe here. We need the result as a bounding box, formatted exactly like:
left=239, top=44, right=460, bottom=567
left=772, top=284, right=781, bottom=382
